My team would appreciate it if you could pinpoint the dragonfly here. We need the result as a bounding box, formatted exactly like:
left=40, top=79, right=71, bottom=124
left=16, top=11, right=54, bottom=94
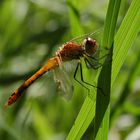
left=5, top=31, right=106, bottom=107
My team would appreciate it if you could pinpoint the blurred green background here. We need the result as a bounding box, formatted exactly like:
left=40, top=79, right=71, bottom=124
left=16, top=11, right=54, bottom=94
left=0, top=0, right=140, bottom=140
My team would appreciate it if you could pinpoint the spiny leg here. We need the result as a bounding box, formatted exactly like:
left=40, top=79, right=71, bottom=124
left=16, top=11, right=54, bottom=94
left=79, top=62, right=98, bottom=88
left=85, top=53, right=110, bottom=61
left=80, top=61, right=105, bottom=96
left=84, top=57, right=91, bottom=69
left=84, top=58, right=103, bottom=69
left=84, top=50, right=112, bottom=69
left=74, top=62, right=90, bottom=92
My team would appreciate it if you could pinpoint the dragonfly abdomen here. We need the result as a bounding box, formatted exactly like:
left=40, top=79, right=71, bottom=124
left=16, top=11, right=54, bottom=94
left=5, top=57, right=59, bottom=107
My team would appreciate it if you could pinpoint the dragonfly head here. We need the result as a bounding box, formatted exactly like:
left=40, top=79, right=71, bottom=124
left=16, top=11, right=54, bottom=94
left=83, top=37, right=99, bottom=56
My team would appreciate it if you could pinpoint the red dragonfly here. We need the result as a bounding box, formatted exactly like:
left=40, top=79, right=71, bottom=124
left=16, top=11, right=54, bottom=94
left=5, top=32, right=103, bottom=107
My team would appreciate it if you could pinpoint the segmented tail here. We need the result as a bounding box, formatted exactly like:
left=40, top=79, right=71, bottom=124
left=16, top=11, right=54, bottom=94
left=5, top=57, right=59, bottom=107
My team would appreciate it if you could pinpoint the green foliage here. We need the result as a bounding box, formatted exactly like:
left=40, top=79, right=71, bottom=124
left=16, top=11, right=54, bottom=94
left=94, top=0, right=121, bottom=139
left=0, top=0, right=140, bottom=140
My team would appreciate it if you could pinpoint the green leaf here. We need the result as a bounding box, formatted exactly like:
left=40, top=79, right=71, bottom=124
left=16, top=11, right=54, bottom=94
left=67, top=0, right=140, bottom=139
left=67, top=0, right=83, bottom=37
left=112, top=0, right=140, bottom=84
left=94, top=0, right=121, bottom=139
left=110, top=51, right=140, bottom=126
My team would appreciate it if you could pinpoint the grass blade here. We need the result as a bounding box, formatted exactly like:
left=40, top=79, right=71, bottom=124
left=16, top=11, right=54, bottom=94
left=67, top=0, right=83, bottom=36
left=94, top=0, right=121, bottom=139
left=67, top=0, right=140, bottom=139
left=112, top=0, right=140, bottom=84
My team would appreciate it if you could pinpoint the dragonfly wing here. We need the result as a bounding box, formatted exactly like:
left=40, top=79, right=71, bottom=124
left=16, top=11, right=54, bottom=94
left=69, top=29, right=102, bottom=44
left=53, top=62, right=75, bottom=100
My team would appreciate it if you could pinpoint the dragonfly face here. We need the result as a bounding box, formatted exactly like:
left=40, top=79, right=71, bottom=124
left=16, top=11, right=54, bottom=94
left=83, top=37, right=99, bottom=56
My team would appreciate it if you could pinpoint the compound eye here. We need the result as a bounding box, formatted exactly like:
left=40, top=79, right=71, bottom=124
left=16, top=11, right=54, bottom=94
left=83, top=37, right=98, bottom=55
left=84, top=37, right=95, bottom=46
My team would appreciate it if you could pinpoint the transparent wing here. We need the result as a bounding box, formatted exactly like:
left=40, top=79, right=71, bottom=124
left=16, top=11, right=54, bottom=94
left=53, top=61, right=76, bottom=100
left=69, top=28, right=103, bottom=43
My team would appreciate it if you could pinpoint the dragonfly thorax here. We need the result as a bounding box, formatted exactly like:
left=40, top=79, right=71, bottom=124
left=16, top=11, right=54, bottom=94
left=83, top=37, right=99, bottom=56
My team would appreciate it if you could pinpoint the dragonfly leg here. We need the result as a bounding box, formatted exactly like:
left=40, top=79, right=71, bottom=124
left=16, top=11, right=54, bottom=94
left=84, top=53, right=112, bottom=70
left=85, top=53, right=110, bottom=61
left=79, top=62, right=105, bottom=96
left=84, top=57, right=99, bottom=69
left=84, top=58, right=103, bottom=69
left=84, top=58, right=91, bottom=69
left=80, top=62, right=97, bottom=87
left=74, top=62, right=90, bottom=92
